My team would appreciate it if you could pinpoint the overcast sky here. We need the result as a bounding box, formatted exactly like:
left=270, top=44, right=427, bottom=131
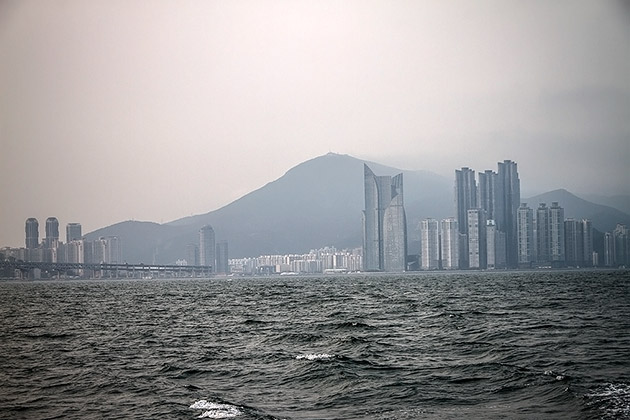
left=1, top=0, right=629, bottom=248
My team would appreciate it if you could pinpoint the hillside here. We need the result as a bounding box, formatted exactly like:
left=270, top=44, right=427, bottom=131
left=85, top=154, right=630, bottom=263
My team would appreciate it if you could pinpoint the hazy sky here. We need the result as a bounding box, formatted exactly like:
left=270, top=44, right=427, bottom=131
left=1, top=0, right=629, bottom=247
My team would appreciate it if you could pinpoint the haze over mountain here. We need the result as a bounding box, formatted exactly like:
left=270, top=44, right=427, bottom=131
left=86, top=153, right=630, bottom=264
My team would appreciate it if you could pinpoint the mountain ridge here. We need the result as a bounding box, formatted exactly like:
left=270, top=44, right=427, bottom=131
left=85, top=154, right=630, bottom=263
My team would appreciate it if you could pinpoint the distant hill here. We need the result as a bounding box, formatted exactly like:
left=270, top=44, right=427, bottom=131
left=86, top=154, right=630, bottom=263
left=162, top=153, right=453, bottom=260
left=87, top=153, right=453, bottom=262
left=523, top=189, right=630, bottom=232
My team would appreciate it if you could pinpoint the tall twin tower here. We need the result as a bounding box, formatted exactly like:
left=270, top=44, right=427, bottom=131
left=455, top=160, right=520, bottom=269
left=362, top=165, right=407, bottom=272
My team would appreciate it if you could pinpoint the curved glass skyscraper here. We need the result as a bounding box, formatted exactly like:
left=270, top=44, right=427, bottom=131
left=363, top=164, right=407, bottom=272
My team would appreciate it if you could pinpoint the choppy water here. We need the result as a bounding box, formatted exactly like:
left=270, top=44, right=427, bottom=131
left=1, top=270, right=629, bottom=419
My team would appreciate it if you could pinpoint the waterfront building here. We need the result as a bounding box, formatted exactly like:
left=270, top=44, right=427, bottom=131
left=363, top=164, right=407, bottom=272
left=199, top=225, right=216, bottom=270
left=517, top=203, right=534, bottom=268
left=497, top=160, right=520, bottom=268
left=486, top=220, right=506, bottom=269
left=186, top=243, right=199, bottom=266
left=565, top=219, right=584, bottom=267
left=478, top=170, right=497, bottom=221
left=549, top=202, right=565, bottom=266
left=66, top=223, right=82, bottom=243
left=613, top=224, right=630, bottom=267
left=216, top=241, right=229, bottom=274
left=440, top=218, right=459, bottom=270
left=25, top=218, right=39, bottom=249
left=582, top=219, right=593, bottom=267
left=420, top=219, right=440, bottom=270
left=92, top=236, right=122, bottom=264
left=536, top=203, right=551, bottom=265
left=45, top=217, right=60, bottom=248
left=467, top=208, right=487, bottom=269
left=455, top=167, right=477, bottom=268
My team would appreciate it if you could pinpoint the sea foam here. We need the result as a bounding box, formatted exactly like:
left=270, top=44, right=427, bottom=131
left=296, top=353, right=334, bottom=361
left=190, top=400, right=242, bottom=418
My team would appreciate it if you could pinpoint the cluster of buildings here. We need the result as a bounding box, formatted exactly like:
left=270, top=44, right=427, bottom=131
left=365, top=161, right=630, bottom=272
left=3, top=160, right=629, bottom=278
left=2, top=217, right=121, bottom=266
left=229, top=246, right=363, bottom=275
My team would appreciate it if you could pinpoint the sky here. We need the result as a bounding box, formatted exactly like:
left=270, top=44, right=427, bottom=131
left=1, top=0, right=629, bottom=248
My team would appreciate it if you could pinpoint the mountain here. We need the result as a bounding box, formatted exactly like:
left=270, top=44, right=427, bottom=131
left=87, top=153, right=453, bottom=262
left=579, top=194, right=630, bottom=216
left=523, top=189, right=630, bottom=232
left=86, top=154, right=630, bottom=264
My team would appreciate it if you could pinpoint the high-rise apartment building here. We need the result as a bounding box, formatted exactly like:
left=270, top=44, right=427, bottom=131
left=186, top=243, right=199, bottom=266
left=216, top=241, right=229, bottom=274
left=45, top=217, right=59, bottom=248
left=363, top=164, right=407, bottom=272
left=536, top=203, right=551, bottom=264
left=199, top=225, right=216, bottom=270
left=497, top=160, right=520, bottom=268
left=66, top=223, right=82, bottom=243
left=420, top=219, right=440, bottom=270
left=582, top=219, right=593, bottom=267
left=486, top=220, right=506, bottom=269
left=467, top=208, right=487, bottom=269
left=613, top=224, right=630, bottom=267
left=565, top=219, right=584, bottom=267
left=565, top=218, right=593, bottom=267
left=478, top=170, right=497, bottom=221
left=549, top=202, right=565, bottom=266
left=440, top=218, right=459, bottom=270
left=517, top=203, right=534, bottom=268
left=455, top=167, right=477, bottom=268
left=25, top=218, right=39, bottom=249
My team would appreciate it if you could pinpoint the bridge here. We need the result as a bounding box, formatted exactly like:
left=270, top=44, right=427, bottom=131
left=0, top=260, right=214, bottom=279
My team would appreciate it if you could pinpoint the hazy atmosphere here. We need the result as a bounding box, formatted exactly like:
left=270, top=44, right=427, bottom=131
left=1, top=0, right=629, bottom=248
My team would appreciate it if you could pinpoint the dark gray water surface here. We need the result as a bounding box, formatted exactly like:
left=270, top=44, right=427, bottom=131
left=1, top=270, right=629, bottom=419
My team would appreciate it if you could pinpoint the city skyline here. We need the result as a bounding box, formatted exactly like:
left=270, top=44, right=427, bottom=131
left=1, top=1, right=629, bottom=250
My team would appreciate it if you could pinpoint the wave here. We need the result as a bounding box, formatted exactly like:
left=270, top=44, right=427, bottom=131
left=585, top=383, right=630, bottom=419
left=295, top=353, right=335, bottom=361
left=189, top=400, right=242, bottom=418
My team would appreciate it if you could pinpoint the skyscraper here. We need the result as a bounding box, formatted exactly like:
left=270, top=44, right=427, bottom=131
left=199, top=225, right=216, bottom=271
left=455, top=167, right=477, bottom=268
left=25, top=218, right=39, bottom=249
left=467, top=208, right=487, bottom=269
left=45, top=217, right=60, bottom=248
left=440, top=218, right=459, bottom=270
left=66, top=223, right=82, bottom=243
left=420, top=219, right=439, bottom=270
left=517, top=203, right=534, bottom=268
left=455, top=168, right=477, bottom=235
left=564, top=219, right=584, bottom=267
left=478, top=170, right=497, bottom=221
left=486, top=219, right=506, bottom=269
left=216, top=241, right=229, bottom=274
left=536, top=203, right=551, bottom=265
left=363, top=164, right=407, bottom=272
left=497, top=160, right=520, bottom=268
left=582, top=219, right=593, bottom=267
left=549, top=202, right=565, bottom=267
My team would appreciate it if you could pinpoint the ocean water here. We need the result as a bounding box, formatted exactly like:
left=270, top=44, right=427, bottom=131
left=0, top=270, right=629, bottom=419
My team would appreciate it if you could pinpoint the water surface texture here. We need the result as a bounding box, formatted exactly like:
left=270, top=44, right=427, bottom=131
left=1, top=271, right=629, bottom=419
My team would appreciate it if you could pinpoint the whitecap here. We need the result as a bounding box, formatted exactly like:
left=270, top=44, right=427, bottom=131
left=296, top=353, right=334, bottom=361
left=190, top=400, right=242, bottom=418
left=586, top=383, right=630, bottom=418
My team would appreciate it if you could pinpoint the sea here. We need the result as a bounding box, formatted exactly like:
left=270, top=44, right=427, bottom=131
left=0, top=270, right=629, bottom=420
